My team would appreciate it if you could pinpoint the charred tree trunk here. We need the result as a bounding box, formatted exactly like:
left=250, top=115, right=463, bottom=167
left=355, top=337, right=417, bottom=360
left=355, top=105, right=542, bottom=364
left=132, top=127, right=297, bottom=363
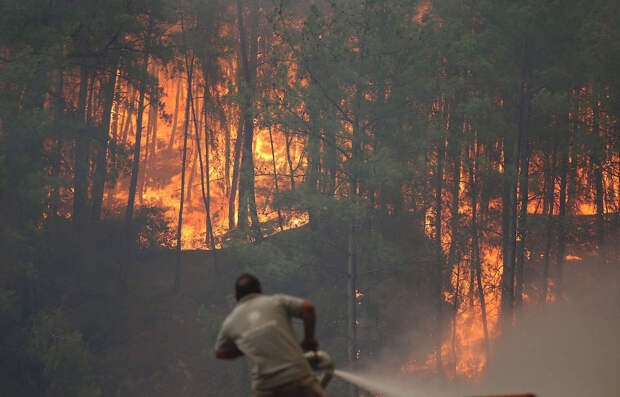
left=284, top=130, right=296, bottom=192
left=225, top=104, right=231, bottom=198
left=307, top=104, right=320, bottom=230
left=91, top=62, right=119, bottom=222
left=556, top=135, right=569, bottom=296
left=190, top=79, right=217, bottom=258
left=149, top=65, right=159, bottom=159
left=124, top=52, right=149, bottom=231
left=139, top=74, right=153, bottom=205
left=433, top=135, right=446, bottom=372
left=203, top=84, right=217, bottom=256
left=501, top=134, right=518, bottom=319
left=74, top=65, right=90, bottom=231
left=168, top=77, right=182, bottom=151
left=542, top=144, right=556, bottom=304
left=175, top=54, right=194, bottom=294
left=470, top=138, right=490, bottom=359
left=186, top=145, right=198, bottom=203
left=447, top=118, right=462, bottom=288
left=121, top=34, right=149, bottom=289
left=236, top=0, right=262, bottom=241
left=268, top=123, right=284, bottom=231
left=592, top=95, right=605, bottom=254
left=447, top=114, right=462, bottom=374
left=109, top=68, right=122, bottom=172
left=515, top=84, right=530, bottom=308
left=50, top=67, right=65, bottom=222
left=121, top=85, right=135, bottom=148
left=229, top=116, right=243, bottom=230
left=501, top=40, right=529, bottom=321
left=346, top=221, right=357, bottom=396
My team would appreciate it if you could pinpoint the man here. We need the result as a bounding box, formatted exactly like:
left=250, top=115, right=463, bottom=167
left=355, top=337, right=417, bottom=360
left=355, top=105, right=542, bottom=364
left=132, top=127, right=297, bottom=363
left=215, top=273, right=325, bottom=397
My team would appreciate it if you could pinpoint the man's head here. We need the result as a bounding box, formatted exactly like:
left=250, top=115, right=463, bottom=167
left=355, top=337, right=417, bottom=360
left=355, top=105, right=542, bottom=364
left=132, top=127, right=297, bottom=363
left=235, top=273, right=262, bottom=301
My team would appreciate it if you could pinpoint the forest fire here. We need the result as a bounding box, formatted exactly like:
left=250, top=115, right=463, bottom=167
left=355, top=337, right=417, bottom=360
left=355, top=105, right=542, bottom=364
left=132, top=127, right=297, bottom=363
left=1, top=0, right=618, bottom=396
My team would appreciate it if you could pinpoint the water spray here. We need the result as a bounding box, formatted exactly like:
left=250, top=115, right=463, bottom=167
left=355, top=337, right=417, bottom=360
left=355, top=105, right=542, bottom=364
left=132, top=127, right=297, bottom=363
left=305, top=350, right=535, bottom=397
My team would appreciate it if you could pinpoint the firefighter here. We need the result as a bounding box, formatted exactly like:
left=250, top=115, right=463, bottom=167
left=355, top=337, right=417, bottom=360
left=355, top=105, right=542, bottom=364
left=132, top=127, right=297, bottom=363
left=215, top=273, right=325, bottom=397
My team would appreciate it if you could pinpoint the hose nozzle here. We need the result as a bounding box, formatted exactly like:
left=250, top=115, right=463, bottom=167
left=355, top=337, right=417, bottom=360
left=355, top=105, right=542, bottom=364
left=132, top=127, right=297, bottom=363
left=304, top=350, right=334, bottom=388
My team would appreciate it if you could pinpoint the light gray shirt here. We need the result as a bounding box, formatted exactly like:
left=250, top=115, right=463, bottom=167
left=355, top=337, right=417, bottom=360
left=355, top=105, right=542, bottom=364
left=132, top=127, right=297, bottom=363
left=215, top=293, right=314, bottom=390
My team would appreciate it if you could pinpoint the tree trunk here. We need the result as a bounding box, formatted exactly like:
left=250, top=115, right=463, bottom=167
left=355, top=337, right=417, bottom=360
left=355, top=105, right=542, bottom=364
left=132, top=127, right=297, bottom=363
left=542, top=144, right=556, bottom=304
left=447, top=116, right=462, bottom=375
left=121, top=85, right=135, bottom=148
left=50, top=67, right=64, bottom=222
left=139, top=71, right=153, bottom=205
left=121, top=39, right=149, bottom=289
left=190, top=79, right=217, bottom=257
left=91, top=61, right=119, bottom=222
left=175, top=54, right=194, bottom=294
left=470, top=139, right=490, bottom=359
left=500, top=135, right=517, bottom=320
left=149, top=64, right=159, bottom=158
left=203, top=85, right=217, bottom=256
left=556, top=134, right=569, bottom=297
left=229, top=116, right=243, bottom=230
left=268, top=123, right=284, bottom=231
left=284, top=130, right=296, bottom=192
left=236, top=0, right=262, bottom=241
left=168, top=77, right=182, bottom=151
left=502, top=39, right=530, bottom=320
left=346, top=221, right=357, bottom=397
left=225, top=105, right=231, bottom=198
left=515, top=88, right=530, bottom=308
left=592, top=94, right=605, bottom=253
left=124, top=52, right=148, bottom=230
left=433, top=135, right=446, bottom=372
left=74, top=65, right=90, bottom=231
left=109, top=68, right=122, bottom=171
left=307, top=102, right=321, bottom=230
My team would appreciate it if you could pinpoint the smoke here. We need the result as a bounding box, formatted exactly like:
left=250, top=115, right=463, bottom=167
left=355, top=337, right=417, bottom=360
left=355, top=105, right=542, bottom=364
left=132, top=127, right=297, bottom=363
left=335, top=254, right=620, bottom=397
left=479, top=260, right=620, bottom=397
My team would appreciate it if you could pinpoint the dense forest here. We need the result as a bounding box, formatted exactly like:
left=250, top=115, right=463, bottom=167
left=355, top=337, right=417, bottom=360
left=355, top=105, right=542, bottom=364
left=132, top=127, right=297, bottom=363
left=1, top=0, right=618, bottom=396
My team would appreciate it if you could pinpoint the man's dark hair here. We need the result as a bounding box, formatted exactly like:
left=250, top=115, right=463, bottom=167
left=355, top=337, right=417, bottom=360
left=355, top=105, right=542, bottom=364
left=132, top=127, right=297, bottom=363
left=235, top=273, right=262, bottom=301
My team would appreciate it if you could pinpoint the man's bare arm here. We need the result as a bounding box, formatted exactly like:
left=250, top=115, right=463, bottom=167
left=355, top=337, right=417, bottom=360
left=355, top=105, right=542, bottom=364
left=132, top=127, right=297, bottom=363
left=300, top=301, right=318, bottom=351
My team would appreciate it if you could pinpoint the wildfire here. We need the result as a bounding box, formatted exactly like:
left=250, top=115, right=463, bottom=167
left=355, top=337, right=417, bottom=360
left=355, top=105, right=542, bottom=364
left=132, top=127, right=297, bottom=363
left=96, top=6, right=618, bottom=385
left=104, top=61, right=309, bottom=249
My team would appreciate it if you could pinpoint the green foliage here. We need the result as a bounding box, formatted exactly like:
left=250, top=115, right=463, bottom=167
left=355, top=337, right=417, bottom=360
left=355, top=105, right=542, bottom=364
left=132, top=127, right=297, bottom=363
left=28, top=310, right=101, bottom=397
left=223, top=236, right=304, bottom=280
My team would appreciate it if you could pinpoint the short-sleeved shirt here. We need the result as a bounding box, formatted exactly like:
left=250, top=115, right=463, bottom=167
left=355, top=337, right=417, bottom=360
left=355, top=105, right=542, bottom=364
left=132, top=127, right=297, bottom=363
left=215, top=293, right=314, bottom=391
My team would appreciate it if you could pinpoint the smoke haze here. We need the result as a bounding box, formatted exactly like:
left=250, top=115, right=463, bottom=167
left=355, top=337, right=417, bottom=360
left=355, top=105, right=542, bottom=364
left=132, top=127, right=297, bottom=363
left=336, top=256, right=620, bottom=397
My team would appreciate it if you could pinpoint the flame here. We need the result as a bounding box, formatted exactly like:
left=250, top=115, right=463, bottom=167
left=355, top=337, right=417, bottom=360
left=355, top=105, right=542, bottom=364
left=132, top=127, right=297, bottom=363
left=104, top=60, right=309, bottom=249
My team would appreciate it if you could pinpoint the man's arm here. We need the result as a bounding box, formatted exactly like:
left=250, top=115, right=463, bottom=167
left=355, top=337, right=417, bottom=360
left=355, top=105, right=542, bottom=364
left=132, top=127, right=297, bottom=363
left=215, top=345, right=244, bottom=360
left=300, top=301, right=318, bottom=351
left=214, top=322, right=243, bottom=360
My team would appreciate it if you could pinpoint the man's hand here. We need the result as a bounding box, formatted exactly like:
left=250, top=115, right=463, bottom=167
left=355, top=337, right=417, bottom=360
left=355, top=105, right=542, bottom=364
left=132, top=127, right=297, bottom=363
left=301, top=337, right=319, bottom=351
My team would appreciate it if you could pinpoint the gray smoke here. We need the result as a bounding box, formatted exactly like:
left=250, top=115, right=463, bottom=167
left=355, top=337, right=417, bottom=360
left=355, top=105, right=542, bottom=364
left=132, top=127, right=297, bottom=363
left=334, top=256, right=620, bottom=397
